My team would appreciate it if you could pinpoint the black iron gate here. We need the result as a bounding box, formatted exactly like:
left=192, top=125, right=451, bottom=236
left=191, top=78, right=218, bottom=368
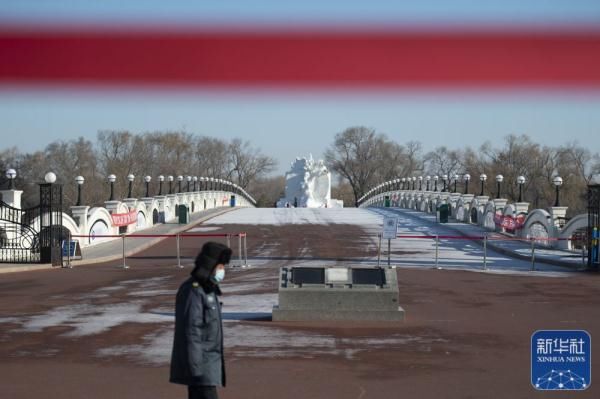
left=588, top=182, right=600, bottom=269
left=39, top=182, right=63, bottom=266
left=0, top=201, right=41, bottom=263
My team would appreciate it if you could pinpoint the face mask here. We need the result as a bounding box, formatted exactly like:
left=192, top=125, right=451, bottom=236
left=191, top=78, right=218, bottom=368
left=213, top=268, right=225, bottom=283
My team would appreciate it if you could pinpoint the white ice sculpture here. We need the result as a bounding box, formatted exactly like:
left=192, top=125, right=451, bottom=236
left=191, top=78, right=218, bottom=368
left=277, top=155, right=342, bottom=208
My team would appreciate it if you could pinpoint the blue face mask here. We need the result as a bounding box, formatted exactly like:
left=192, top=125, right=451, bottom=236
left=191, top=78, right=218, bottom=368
left=213, top=268, right=225, bottom=283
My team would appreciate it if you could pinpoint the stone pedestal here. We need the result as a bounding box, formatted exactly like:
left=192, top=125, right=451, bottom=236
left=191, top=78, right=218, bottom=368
left=273, top=266, right=404, bottom=322
left=461, top=194, right=474, bottom=204
left=70, top=205, right=90, bottom=239
left=549, top=206, right=568, bottom=228
left=493, top=198, right=508, bottom=212
left=122, top=198, right=138, bottom=210
left=104, top=200, right=121, bottom=214
left=0, top=189, right=23, bottom=209
left=515, top=202, right=530, bottom=214
left=475, top=195, right=489, bottom=204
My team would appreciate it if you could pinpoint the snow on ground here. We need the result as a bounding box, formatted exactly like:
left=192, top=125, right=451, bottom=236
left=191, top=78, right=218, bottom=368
left=205, top=207, right=382, bottom=226
left=187, top=226, right=222, bottom=232
left=365, top=208, right=572, bottom=274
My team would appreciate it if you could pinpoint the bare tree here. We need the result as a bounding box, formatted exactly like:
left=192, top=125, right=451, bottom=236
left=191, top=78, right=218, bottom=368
left=227, top=138, right=277, bottom=189
left=324, top=126, right=422, bottom=205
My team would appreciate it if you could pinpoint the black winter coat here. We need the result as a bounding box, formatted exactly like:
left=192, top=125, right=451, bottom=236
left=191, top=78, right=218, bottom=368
left=170, top=277, right=226, bottom=387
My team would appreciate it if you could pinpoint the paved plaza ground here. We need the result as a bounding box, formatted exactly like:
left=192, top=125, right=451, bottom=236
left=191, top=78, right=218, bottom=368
left=1, top=207, right=599, bottom=398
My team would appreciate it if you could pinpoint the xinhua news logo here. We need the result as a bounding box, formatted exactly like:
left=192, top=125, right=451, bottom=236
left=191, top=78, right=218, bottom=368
left=531, top=330, right=591, bottom=390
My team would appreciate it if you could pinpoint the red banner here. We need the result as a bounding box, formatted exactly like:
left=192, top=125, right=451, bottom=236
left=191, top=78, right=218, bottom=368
left=111, top=210, right=138, bottom=227
left=494, top=213, right=526, bottom=230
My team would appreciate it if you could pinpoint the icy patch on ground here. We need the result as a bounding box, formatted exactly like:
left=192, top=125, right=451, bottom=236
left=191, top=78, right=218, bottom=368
left=127, top=289, right=177, bottom=297
left=187, top=226, right=222, bottom=232
left=97, top=328, right=173, bottom=365
left=15, top=302, right=169, bottom=337
left=96, top=322, right=446, bottom=364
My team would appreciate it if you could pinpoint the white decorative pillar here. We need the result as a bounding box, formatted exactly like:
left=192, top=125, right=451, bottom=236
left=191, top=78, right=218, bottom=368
left=0, top=189, right=23, bottom=209
left=70, top=205, right=90, bottom=243
left=104, top=200, right=121, bottom=214
left=549, top=206, right=568, bottom=228
left=493, top=198, right=508, bottom=213
left=515, top=202, right=530, bottom=214
left=460, top=194, right=475, bottom=222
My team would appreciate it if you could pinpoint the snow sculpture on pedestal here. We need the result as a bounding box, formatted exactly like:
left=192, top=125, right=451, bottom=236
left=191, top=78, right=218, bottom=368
left=277, top=155, right=342, bottom=208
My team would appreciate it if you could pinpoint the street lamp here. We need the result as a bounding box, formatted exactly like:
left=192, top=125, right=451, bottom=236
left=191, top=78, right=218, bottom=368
left=463, top=173, right=471, bottom=194
left=418, top=176, right=423, bottom=191
left=412, top=176, right=416, bottom=190
left=453, top=174, right=459, bottom=193
left=107, top=174, right=116, bottom=201
left=5, top=168, right=17, bottom=189
left=177, top=175, right=183, bottom=193
left=193, top=176, right=198, bottom=191
left=552, top=176, right=563, bottom=206
left=127, top=174, right=135, bottom=198
left=442, top=174, right=448, bottom=192
left=168, top=175, right=174, bottom=194
left=144, top=176, right=151, bottom=197
left=75, top=176, right=84, bottom=206
left=495, top=174, right=503, bottom=199
left=158, top=175, right=164, bottom=195
left=401, top=177, right=406, bottom=190
left=479, top=174, right=487, bottom=196
left=433, top=175, right=438, bottom=192
left=209, top=177, right=214, bottom=190
left=426, top=175, right=431, bottom=191
left=45, top=172, right=57, bottom=184
left=186, top=175, right=192, bottom=192
left=517, top=175, right=526, bottom=202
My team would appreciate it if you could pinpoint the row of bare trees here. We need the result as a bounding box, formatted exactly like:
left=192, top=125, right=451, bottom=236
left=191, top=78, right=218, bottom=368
left=0, top=131, right=276, bottom=209
left=326, top=126, right=600, bottom=215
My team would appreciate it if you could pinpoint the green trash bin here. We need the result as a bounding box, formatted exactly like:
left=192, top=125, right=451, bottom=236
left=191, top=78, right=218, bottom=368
left=384, top=195, right=391, bottom=208
left=178, top=204, right=189, bottom=224
left=438, top=204, right=449, bottom=223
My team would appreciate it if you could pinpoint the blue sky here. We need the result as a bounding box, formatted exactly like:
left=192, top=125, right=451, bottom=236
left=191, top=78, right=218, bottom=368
left=3, top=1, right=600, bottom=26
left=1, top=1, right=600, bottom=176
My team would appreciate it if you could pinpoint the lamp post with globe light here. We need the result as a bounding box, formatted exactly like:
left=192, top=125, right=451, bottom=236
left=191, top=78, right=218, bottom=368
left=479, top=174, right=487, bottom=196
left=463, top=174, right=471, bottom=194
left=517, top=175, right=526, bottom=202
left=5, top=168, right=16, bottom=189
left=168, top=176, right=174, bottom=194
left=158, top=175, right=164, bottom=195
left=453, top=174, right=459, bottom=193
left=127, top=174, right=135, bottom=198
left=107, top=174, right=116, bottom=201
left=75, top=176, right=85, bottom=206
left=144, top=176, right=151, bottom=197
left=553, top=176, right=563, bottom=207
left=495, top=175, right=503, bottom=199
left=75, top=176, right=84, bottom=205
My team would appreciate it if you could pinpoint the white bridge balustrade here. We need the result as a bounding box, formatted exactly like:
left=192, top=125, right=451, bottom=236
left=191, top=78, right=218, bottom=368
left=357, top=179, right=590, bottom=253
left=0, top=177, right=256, bottom=256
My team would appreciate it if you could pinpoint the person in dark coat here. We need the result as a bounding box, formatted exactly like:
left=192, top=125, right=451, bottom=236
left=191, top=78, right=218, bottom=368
left=170, top=241, right=232, bottom=399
